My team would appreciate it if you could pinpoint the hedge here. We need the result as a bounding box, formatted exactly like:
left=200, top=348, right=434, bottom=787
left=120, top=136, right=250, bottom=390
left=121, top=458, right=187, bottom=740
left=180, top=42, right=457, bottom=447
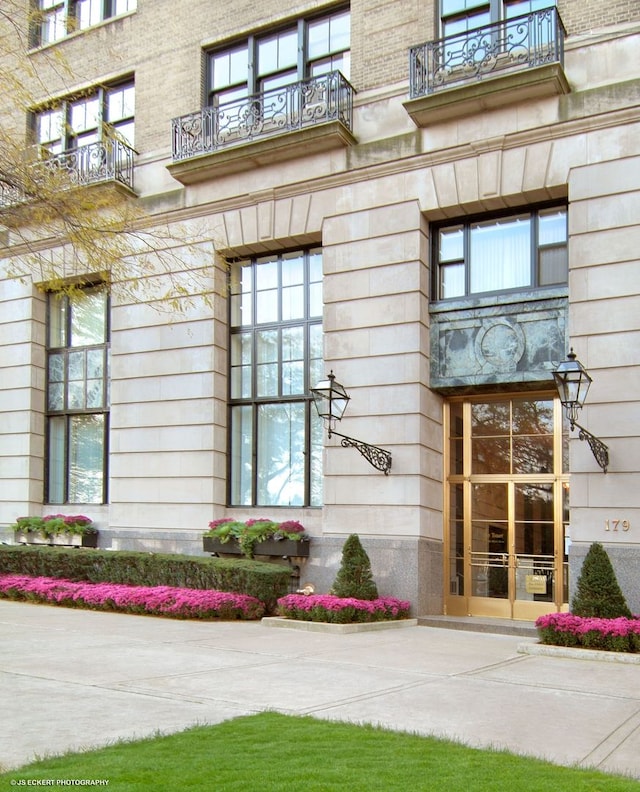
left=0, top=545, right=291, bottom=613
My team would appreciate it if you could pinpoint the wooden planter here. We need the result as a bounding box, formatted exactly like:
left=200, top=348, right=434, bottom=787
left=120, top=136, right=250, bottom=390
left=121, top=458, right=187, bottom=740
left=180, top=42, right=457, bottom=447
left=15, top=531, right=99, bottom=548
left=203, top=536, right=310, bottom=558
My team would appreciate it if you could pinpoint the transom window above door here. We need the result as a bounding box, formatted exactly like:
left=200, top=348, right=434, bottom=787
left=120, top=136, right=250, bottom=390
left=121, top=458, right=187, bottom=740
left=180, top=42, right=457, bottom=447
left=207, top=6, right=350, bottom=106
left=433, top=205, right=567, bottom=300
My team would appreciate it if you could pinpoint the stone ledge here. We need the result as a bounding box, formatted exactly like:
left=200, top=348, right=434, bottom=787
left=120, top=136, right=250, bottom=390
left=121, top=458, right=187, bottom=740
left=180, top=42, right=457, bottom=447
left=517, top=642, right=640, bottom=665
left=262, top=617, right=418, bottom=634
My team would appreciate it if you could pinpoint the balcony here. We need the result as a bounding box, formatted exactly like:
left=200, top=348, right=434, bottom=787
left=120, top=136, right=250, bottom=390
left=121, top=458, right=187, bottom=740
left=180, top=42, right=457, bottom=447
left=0, top=139, right=136, bottom=214
left=404, top=7, right=569, bottom=126
left=168, top=71, right=356, bottom=184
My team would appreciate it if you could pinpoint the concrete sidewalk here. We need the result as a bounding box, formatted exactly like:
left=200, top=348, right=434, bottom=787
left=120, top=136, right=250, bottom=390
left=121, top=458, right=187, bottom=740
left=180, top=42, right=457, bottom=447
left=1, top=600, right=639, bottom=779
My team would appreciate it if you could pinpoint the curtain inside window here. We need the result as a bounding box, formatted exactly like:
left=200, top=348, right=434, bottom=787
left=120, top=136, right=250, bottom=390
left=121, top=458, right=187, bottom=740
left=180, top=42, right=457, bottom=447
left=470, top=215, right=530, bottom=293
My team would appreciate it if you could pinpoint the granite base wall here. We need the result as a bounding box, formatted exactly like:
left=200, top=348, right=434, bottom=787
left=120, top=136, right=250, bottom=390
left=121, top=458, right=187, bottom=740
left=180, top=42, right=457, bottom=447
left=569, top=542, right=640, bottom=615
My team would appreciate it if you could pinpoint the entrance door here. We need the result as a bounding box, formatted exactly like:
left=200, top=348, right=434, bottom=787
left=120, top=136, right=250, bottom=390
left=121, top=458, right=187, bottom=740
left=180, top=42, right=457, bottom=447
left=445, top=396, right=569, bottom=620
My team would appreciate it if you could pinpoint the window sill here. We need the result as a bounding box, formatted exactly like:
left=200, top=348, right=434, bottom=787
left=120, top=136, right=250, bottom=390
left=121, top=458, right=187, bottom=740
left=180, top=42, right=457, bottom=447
left=28, top=10, right=137, bottom=54
left=430, top=284, right=568, bottom=314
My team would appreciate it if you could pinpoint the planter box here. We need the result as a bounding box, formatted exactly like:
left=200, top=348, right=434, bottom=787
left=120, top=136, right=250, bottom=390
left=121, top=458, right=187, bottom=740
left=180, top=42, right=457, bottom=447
left=15, top=531, right=99, bottom=548
left=203, top=536, right=310, bottom=558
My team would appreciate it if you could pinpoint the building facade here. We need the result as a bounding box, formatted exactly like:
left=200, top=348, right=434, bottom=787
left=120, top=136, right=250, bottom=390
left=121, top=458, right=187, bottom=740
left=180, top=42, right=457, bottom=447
left=1, top=0, right=639, bottom=618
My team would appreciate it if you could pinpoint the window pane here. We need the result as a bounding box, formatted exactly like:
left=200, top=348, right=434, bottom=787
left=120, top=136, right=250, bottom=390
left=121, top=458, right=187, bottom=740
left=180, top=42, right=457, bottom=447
left=48, top=382, right=64, bottom=411
left=539, top=208, right=566, bottom=245
left=48, top=416, right=66, bottom=504
left=230, top=405, right=253, bottom=505
left=470, top=215, right=530, bottom=293
left=512, top=398, right=554, bottom=474
left=86, top=349, right=105, bottom=408
left=112, top=0, right=136, bottom=14
left=68, top=414, right=104, bottom=503
left=505, top=0, right=553, bottom=17
left=308, top=10, right=350, bottom=59
left=38, top=109, right=63, bottom=146
left=310, top=408, right=323, bottom=506
left=449, top=483, right=465, bottom=594
left=212, top=46, right=248, bottom=90
left=309, top=323, right=324, bottom=390
left=257, top=403, right=305, bottom=506
left=230, top=333, right=252, bottom=398
left=471, top=401, right=510, bottom=474
left=70, top=97, right=100, bottom=134
left=440, top=262, right=465, bottom=299
left=258, top=28, right=297, bottom=76
left=449, top=401, right=464, bottom=475
left=107, top=84, right=135, bottom=123
left=539, top=246, right=567, bottom=285
left=444, top=10, right=491, bottom=37
left=309, top=249, right=323, bottom=316
left=67, top=350, right=85, bottom=410
left=440, top=226, right=463, bottom=261
left=256, top=329, right=278, bottom=397
left=230, top=261, right=252, bottom=327
left=282, top=326, right=304, bottom=395
left=308, top=17, right=330, bottom=59
left=442, top=0, right=487, bottom=14
left=40, top=3, right=66, bottom=44
left=48, top=294, right=66, bottom=346
left=76, top=0, right=102, bottom=29
left=256, top=290, right=278, bottom=324
left=70, top=289, right=107, bottom=346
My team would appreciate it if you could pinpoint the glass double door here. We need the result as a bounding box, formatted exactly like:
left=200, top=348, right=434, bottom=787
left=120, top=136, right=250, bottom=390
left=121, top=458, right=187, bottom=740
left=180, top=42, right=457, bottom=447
left=445, top=397, right=568, bottom=620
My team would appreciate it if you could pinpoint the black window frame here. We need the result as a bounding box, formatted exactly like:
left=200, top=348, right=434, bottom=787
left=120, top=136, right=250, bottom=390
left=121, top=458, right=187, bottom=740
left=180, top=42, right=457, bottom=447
left=227, top=247, right=324, bottom=509
left=431, top=203, right=568, bottom=301
left=31, top=78, right=135, bottom=153
left=31, top=0, right=136, bottom=48
left=206, top=5, right=350, bottom=108
left=45, top=285, right=110, bottom=505
left=439, top=0, right=556, bottom=35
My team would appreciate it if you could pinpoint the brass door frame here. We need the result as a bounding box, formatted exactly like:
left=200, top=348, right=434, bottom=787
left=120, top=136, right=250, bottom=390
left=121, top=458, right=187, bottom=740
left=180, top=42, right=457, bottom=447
left=443, top=394, right=569, bottom=620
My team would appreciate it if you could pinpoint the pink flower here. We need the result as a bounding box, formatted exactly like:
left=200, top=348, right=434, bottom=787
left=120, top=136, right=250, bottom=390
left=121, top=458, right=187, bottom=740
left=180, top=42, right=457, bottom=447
left=0, top=575, right=264, bottom=620
left=277, top=593, right=410, bottom=623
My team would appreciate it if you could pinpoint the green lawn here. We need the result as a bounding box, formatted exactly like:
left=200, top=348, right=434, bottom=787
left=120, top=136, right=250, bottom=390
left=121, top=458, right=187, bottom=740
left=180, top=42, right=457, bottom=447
left=2, top=712, right=638, bottom=791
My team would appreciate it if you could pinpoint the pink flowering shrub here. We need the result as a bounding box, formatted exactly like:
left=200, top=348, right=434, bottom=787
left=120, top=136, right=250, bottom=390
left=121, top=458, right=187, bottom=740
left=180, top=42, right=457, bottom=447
left=277, top=593, right=411, bottom=624
left=536, top=612, right=640, bottom=653
left=0, top=574, right=265, bottom=620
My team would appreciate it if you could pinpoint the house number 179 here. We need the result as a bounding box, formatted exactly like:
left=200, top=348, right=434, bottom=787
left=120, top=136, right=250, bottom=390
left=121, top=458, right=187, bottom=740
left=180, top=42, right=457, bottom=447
left=605, top=520, right=630, bottom=532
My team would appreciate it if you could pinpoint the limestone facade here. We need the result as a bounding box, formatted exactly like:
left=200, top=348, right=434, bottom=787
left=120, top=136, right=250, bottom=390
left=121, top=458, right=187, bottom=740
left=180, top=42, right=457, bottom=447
left=1, top=1, right=639, bottom=616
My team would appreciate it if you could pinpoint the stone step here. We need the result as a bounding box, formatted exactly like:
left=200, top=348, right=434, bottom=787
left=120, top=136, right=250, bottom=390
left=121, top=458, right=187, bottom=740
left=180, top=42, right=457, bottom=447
left=418, top=615, right=538, bottom=637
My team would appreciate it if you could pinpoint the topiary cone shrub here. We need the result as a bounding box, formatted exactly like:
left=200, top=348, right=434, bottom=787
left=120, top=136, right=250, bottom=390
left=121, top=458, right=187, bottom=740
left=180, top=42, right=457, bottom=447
left=331, top=534, right=378, bottom=601
left=571, top=542, right=633, bottom=619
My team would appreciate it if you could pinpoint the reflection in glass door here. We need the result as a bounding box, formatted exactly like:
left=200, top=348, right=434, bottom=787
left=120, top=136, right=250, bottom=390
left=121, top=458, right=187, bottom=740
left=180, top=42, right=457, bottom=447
left=445, top=396, right=569, bottom=620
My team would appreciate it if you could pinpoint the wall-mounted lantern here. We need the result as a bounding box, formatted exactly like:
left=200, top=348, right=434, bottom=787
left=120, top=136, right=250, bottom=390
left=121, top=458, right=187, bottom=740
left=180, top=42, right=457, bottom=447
left=311, top=371, right=392, bottom=475
left=553, top=349, right=609, bottom=472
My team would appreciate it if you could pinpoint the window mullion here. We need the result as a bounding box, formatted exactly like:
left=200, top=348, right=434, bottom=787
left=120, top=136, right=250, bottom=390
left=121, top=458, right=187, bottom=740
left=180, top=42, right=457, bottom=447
left=464, top=224, right=471, bottom=297
left=247, top=35, right=256, bottom=94
left=531, top=210, right=538, bottom=287
left=297, top=18, right=305, bottom=78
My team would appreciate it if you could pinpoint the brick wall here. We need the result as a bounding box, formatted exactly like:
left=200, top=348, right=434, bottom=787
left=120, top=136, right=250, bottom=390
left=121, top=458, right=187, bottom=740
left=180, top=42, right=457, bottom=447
left=558, top=0, right=640, bottom=36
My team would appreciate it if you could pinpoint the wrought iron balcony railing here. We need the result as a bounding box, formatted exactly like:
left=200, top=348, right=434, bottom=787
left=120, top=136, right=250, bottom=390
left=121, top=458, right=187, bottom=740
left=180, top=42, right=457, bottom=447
left=409, top=6, right=566, bottom=98
left=172, top=71, right=354, bottom=161
left=47, top=138, right=135, bottom=189
left=0, top=138, right=135, bottom=208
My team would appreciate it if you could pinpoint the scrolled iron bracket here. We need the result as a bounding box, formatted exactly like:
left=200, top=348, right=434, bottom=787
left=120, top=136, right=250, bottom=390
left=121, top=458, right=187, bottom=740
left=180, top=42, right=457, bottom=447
left=573, top=421, right=609, bottom=473
left=328, top=429, right=392, bottom=475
